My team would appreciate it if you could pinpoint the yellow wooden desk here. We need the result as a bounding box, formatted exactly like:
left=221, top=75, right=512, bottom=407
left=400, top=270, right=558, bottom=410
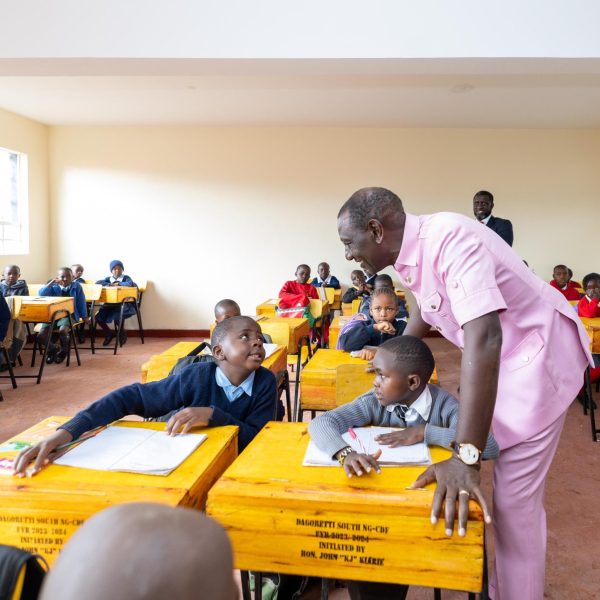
left=207, top=422, right=483, bottom=593
left=0, top=417, right=238, bottom=565
left=258, top=317, right=310, bottom=354
left=15, top=296, right=74, bottom=323
left=142, top=344, right=288, bottom=384
left=257, top=298, right=279, bottom=316
left=580, top=317, right=600, bottom=353
left=299, top=350, right=439, bottom=413
left=99, top=286, right=139, bottom=303
left=329, top=315, right=353, bottom=349
left=331, top=289, right=342, bottom=310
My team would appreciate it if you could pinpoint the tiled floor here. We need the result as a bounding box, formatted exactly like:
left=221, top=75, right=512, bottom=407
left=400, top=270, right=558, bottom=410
left=0, top=336, right=598, bottom=599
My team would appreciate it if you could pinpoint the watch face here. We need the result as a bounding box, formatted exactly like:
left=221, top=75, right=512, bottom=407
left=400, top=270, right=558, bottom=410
left=459, top=444, right=480, bottom=465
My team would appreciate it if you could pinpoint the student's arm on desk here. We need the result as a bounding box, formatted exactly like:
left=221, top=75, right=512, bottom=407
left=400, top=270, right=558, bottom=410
left=412, top=312, right=501, bottom=536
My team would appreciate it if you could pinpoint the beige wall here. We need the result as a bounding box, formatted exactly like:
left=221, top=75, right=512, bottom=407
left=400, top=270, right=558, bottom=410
left=48, top=126, right=600, bottom=329
left=0, top=107, right=50, bottom=280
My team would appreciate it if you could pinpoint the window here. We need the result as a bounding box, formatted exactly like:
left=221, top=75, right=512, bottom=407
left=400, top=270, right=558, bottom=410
left=0, top=146, right=29, bottom=254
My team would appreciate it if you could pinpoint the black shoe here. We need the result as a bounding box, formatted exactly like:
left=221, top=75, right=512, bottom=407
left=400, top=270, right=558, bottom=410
left=55, top=350, right=68, bottom=364
left=45, top=345, right=57, bottom=364
left=0, top=363, right=8, bottom=372
left=77, top=332, right=85, bottom=344
left=119, top=330, right=127, bottom=346
left=102, top=333, right=115, bottom=347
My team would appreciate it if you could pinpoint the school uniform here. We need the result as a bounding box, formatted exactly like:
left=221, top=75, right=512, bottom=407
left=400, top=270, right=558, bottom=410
left=0, top=280, right=29, bottom=297
left=393, top=211, right=591, bottom=600
left=341, top=286, right=369, bottom=304
left=59, top=362, right=283, bottom=452
left=337, top=314, right=406, bottom=351
left=95, top=275, right=137, bottom=323
left=549, top=279, right=581, bottom=301
left=359, top=295, right=408, bottom=319
left=577, top=295, right=600, bottom=318
left=39, top=281, right=87, bottom=323
left=73, top=277, right=85, bottom=285
left=278, top=280, right=319, bottom=309
left=311, top=275, right=341, bottom=289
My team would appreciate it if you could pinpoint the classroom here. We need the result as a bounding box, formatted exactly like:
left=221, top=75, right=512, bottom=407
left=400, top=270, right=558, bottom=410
left=0, top=3, right=599, bottom=600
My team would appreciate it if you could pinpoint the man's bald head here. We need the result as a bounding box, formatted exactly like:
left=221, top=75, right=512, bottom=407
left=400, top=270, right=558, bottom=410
left=40, top=503, right=236, bottom=600
left=337, top=187, right=405, bottom=230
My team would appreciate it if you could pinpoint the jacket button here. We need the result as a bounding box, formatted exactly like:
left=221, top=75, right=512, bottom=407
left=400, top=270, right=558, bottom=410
left=523, top=356, right=529, bottom=362
left=430, top=305, right=436, bottom=309
left=406, top=276, right=412, bottom=283
left=452, top=280, right=459, bottom=288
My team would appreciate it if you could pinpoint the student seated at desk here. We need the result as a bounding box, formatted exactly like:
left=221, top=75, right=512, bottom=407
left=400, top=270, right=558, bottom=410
left=338, top=287, right=407, bottom=360
left=214, top=299, right=272, bottom=343
left=342, top=269, right=371, bottom=303
left=0, top=264, right=29, bottom=297
left=40, top=503, right=237, bottom=600
left=309, top=335, right=499, bottom=600
left=71, top=263, right=85, bottom=284
left=13, top=316, right=283, bottom=476
left=38, top=267, right=87, bottom=364
left=549, top=264, right=581, bottom=301
left=95, top=259, right=137, bottom=346
left=578, top=272, right=600, bottom=318
left=311, top=261, right=340, bottom=289
left=359, top=274, right=407, bottom=319
left=279, top=264, right=319, bottom=309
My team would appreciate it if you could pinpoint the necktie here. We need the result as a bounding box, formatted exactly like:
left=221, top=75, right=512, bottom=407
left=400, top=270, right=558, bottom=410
left=394, top=404, right=409, bottom=424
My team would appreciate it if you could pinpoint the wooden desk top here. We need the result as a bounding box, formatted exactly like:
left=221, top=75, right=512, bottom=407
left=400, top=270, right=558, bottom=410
left=0, top=417, right=238, bottom=563
left=207, top=422, right=483, bottom=592
left=15, top=296, right=75, bottom=323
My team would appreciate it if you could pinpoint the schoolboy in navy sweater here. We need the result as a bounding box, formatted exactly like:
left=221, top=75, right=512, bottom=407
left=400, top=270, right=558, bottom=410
left=13, top=316, right=283, bottom=476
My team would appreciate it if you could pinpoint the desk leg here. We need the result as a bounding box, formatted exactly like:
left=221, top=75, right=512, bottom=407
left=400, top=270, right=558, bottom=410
left=240, top=571, right=252, bottom=600
left=254, top=572, right=263, bottom=600
left=321, top=577, right=329, bottom=600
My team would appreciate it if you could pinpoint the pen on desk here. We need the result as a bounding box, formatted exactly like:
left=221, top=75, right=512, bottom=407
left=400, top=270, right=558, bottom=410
left=347, top=427, right=367, bottom=454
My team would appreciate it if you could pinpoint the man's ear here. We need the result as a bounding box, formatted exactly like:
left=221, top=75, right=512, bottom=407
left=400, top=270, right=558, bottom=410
left=407, top=373, right=421, bottom=391
left=367, top=219, right=384, bottom=244
left=212, top=343, right=226, bottom=361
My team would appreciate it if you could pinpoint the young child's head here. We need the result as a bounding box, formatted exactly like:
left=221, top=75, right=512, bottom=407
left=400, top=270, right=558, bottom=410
left=373, top=274, right=394, bottom=290
left=350, top=269, right=366, bottom=287
left=317, top=262, right=330, bottom=281
left=295, top=264, right=311, bottom=284
left=3, top=264, right=20, bottom=286
left=371, top=335, right=435, bottom=408
left=583, top=272, right=600, bottom=298
left=552, top=264, right=569, bottom=288
left=57, top=267, right=73, bottom=288
left=71, top=263, right=84, bottom=279
left=110, top=260, right=125, bottom=278
left=369, top=287, right=398, bottom=323
left=211, top=316, right=265, bottom=378
left=214, top=299, right=241, bottom=324
left=39, top=503, right=236, bottom=600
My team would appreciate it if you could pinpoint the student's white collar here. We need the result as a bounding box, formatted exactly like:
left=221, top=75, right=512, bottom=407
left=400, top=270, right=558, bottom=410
left=386, top=385, right=432, bottom=422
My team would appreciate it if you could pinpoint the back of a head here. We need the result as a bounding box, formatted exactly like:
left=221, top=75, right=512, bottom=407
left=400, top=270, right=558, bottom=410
left=338, top=187, right=404, bottom=229
left=374, top=274, right=394, bottom=289
left=40, top=503, right=236, bottom=600
left=214, top=298, right=241, bottom=321
left=379, top=335, right=435, bottom=382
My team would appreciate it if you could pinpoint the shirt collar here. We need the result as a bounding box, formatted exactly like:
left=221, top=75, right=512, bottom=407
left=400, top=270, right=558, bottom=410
left=479, top=214, right=492, bottom=225
left=317, top=275, right=332, bottom=285
left=110, top=275, right=124, bottom=283
left=394, top=212, right=420, bottom=269
left=215, top=367, right=255, bottom=402
left=386, top=385, right=432, bottom=422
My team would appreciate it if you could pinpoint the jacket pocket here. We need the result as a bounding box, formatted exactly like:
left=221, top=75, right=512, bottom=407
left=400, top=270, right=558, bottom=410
left=503, top=331, right=544, bottom=372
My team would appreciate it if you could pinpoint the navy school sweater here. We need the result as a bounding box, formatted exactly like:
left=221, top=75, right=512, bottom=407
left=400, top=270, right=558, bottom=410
left=60, top=362, right=283, bottom=452
left=338, top=316, right=407, bottom=352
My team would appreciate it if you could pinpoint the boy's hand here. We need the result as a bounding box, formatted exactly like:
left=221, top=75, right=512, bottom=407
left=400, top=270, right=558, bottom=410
left=374, top=321, right=396, bottom=334
left=339, top=449, right=382, bottom=478
left=13, top=429, right=73, bottom=477
left=52, top=277, right=62, bottom=285
left=357, top=348, right=376, bottom=361
left=166, top=407, right=214, bottom=436
left=375, top=425, right=425, bottom=447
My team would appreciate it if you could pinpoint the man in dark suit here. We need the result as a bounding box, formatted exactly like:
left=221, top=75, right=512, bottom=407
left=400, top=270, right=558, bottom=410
left=473, top=190, right=514, bottom=246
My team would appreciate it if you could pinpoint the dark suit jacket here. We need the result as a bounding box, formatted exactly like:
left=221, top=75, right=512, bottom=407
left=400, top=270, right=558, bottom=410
left=486, top=215, right=514, bottom=246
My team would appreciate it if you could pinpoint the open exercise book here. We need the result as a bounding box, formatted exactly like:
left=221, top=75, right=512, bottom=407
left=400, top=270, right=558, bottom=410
left=303, top=427, right=431, bottom=467
left=54, top=426, right=207, bottom=476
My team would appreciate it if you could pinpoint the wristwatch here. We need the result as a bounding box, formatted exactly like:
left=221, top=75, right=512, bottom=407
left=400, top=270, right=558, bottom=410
left=454, top=443, right=481, bottom=466
left=336, top=446, right=355, bottom=466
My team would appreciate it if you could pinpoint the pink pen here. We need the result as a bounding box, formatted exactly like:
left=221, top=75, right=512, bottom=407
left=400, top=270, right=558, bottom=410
left=348, top=428, right=367, bottom=454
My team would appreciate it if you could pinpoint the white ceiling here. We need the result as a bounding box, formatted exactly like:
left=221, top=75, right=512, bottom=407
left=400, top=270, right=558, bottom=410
left=1, top=59, right=600, bottom=127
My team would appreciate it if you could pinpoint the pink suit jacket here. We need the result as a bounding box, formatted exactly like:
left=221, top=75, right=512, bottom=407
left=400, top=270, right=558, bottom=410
left=394, top=212, right=592, bottom=449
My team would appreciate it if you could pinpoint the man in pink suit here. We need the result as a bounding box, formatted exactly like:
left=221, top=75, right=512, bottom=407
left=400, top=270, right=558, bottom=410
left=337, top=187, right=592, bottom=600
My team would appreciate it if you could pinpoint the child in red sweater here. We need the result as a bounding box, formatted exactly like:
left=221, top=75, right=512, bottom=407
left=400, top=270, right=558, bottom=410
left=279, top=264, right=319, bottom=309
left=550, top=264, right=581, bottom=301
left=578, top=273, right=600, bottom=318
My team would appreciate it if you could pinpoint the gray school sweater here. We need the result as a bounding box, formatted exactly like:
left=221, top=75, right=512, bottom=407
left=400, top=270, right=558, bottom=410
left=308, top=384, right=499, bottom=460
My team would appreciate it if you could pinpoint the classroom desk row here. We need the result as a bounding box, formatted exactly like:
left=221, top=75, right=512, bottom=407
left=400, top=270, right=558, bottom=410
left=0, top=419, right=484, bottom=595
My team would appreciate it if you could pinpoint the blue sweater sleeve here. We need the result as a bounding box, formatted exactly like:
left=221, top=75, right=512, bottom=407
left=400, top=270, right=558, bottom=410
left=338, top=321, right=376, bottom=351
left=39, top=284, right=57, bottom=297
left=72, top=283, right=87, bottom=321
left=0, top=295, right=10, bottom=340
left=208, top=369, right=279, bottom=451
left=329, top=276, right=341, bottom=290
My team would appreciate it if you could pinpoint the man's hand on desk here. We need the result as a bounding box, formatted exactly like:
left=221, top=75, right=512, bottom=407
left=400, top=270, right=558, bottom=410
left=13, top=429, right=73, bottom=477
left=166, top=407, right=214, bottom=436
left=375, top=425, right=425, bottom=447
left=336, top=449, right=382, bottom=478
left=410, top=456, right=492, bottom=537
